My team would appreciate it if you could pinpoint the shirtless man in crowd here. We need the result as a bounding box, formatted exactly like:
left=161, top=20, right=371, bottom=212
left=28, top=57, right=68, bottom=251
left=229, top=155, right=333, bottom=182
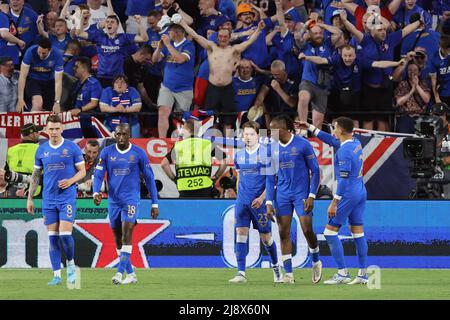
left=176, top=17, right=265, bottom=132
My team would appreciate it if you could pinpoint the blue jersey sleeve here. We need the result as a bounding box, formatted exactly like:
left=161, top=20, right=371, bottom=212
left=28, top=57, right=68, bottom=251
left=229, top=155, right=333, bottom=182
left=54, top=51, right=64, bottom=73
left=317, top=130, right=341, bottom=149
left=335, top=148, right=352, bottom=198
left=138, top=149, right=158, bottom=205
left=303, top=141, right=320, bottom=197
left=100, top=87, right=112, bottom=105
left=90, top=80, right=103, bottom=100
left=22, top=47, right=33, bottom=66
left=72, top=143, right=85, bottom=166
left=129, top=87, right=142, bottom=105
left=93, top=148, right=107, bottom=194
left=34, top=146, right=43, bottom=169
left=0, top=13, right=9, bottom=29
left=181, top=42, right=195, bottom=62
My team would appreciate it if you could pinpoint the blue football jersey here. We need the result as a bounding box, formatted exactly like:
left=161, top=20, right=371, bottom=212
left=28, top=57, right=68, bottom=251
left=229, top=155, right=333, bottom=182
left=234, top=144, right=275, bottom=205
left=34, top=139, right=84, bottom=203
left=93, top=143, right=158, bottom=205
left=272, top=135, right=320, bottom=199
left=317, top=131, right=366, bottom=199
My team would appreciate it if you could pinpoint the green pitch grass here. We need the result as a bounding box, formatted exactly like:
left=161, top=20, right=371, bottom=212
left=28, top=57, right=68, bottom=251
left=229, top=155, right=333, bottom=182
left=0, top=268, right=449, bottom=300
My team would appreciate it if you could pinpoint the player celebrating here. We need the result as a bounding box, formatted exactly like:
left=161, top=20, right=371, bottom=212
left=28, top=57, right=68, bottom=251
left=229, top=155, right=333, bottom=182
left=229, top=121, right=282, bottom=283
left=93, top=123, right=159, bottom=285
left=27, top=115, right=86, bottom=286
left=299, top=117, right=368, bottom=284
left=268, top=115, right=322, bottom=284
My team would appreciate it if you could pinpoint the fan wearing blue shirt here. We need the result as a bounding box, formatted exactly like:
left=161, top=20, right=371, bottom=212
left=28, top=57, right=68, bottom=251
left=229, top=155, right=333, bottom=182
left=297, top=23, right=335, bottom=132
left=8, top=0, right=39, bottom=49
left=233, top=59, right=263, bottom=115
left=27, top=114, right=86, bottom=286
left=269, top=9, right=302, bottom=82
left=16, top=37, right=64, bottom=113
left=393, top=0, right=432, bottom=30
left=302, top=117, right=368, bottom=285
left=359, top=17, right=420, bottom=131
left=229, top=121, right=281, bottom=284
left=152, top=22, right=195, bottom=138
left=93, top=123, right=159, bottom=285
left=430, top=40, right=450, bottom=107
left=100, top=75, right=142, bottom=138
left=0, top=10, right=25, bottom=65
left=268, top=115, right=322, bottom=284
left=75, top=15, right=149, bottom=87
left=37, top=16, right=72, bottom=55
left=71, top=57, right=103, bottom=138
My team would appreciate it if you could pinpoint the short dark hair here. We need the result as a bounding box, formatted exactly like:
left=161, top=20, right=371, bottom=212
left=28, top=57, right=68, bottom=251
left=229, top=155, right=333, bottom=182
left=271, top=115, right=294, bottom=131
left=87, top=140, right=100, bottom=148
left=335, top=117, right=354, bottom=134
left=38, top=37, right=52, bottom=50
left=184, top=119, right=196, bottom=136
left=46, top=114, right=62, bottom=124
left=242, top=121, right=260, bottom=134
left=106, top=15, right=120, bottom=24
left=113, top=74, right=129, bottom=85
left=139, top=44, right=153, bottom=55
left=148, top=10, right=162, bottom=17
left=341, top=44, right=356, bottom=52
left=55, top=18, right=67, bottom=25
left=76, top=56, right=92, bottom=73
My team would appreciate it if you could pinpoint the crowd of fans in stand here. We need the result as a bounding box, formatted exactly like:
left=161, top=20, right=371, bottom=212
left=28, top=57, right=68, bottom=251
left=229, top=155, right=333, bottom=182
left=0, top=0, right=449, bottom=137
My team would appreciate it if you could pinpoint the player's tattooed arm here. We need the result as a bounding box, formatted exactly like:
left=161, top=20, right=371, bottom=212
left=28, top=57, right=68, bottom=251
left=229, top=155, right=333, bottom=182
left=28, top=168, right=42, bottom=201
left=27, top=168, right=42, bottom=215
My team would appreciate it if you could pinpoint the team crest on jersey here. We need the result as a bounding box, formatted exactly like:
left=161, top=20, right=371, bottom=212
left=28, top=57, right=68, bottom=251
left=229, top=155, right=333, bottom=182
left=48, top=61, right=54, bottom=67
left=110, top=156, right=116, bottom=161
left=128, top=155, right=135, bottom=163
left=115, top=39, right=120, bottom=45
left=290, top=147, right=298, bottom=156
left=61, top=149, right=70, bottom=157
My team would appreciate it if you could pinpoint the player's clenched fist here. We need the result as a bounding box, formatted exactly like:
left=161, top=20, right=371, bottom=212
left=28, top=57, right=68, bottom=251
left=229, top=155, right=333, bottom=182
left=27, top=199, right=35, bottom=215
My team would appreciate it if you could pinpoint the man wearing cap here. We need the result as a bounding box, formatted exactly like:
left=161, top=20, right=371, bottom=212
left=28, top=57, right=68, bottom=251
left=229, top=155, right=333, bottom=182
left=0, top=56, right=18, bottom=112
left=0, top=123, right=41, bottom=198
left=152, top=20, right=196, bottom=138
left=176, top=16, right=265, bottom=132
left=234, top=2, right=272, bottom=69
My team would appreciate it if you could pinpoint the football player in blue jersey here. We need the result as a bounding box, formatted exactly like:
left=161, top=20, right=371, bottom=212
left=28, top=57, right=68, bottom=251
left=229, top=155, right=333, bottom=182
left=298, top=117, right=368, bottom=285
left=268, top=115, right=322, bottom=284
left=93, top=123, right=159, bottom=285
left=229, top=121, right=282, bottom=283
left=27, top=114, right=86, bottom=286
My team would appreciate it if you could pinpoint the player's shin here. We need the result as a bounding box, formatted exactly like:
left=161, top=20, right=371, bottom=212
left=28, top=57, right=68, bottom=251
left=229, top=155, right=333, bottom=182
left=353, top=232, right=368, bottom=277
left=324, top=229, right=347, bottom=275
left=236, top=234, right=248, bottom=275
left=48, top=231, right=62, bottom=277
left=263, top=237, right=278, bottom=266
left=60, top=232, right=75, bottom=265
left=309, top=246, right=320, bottom=263
left=117, top=248, right=134, bottom=274
left=282, top=254, right=293, bottom=275
left=117, top=245, right=132, bottom=274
